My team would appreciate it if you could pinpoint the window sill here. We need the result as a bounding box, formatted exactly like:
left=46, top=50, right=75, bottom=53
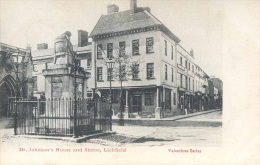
left=132, top=53, right=140, bottom=56
left=146, top=77, right=155, bottom=80
left=107, top=80, right=114, bottom=82
left=146, top=51, right=154, bottom=54
left=97, top=58, right=103, bottom=59
left=97, top=80, right=104, bottom=82
left=132, top=79, right=141, bottom=81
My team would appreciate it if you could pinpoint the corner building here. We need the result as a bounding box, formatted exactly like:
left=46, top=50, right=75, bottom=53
left=90, top=0, right=181, bottom=118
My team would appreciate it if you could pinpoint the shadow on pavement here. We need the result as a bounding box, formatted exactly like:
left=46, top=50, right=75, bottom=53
left=131, top=137, right=181, bottom=143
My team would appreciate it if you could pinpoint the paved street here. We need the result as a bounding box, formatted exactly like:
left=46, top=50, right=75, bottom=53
left=86, top=111, right=222, bottom=146
left=0, top=111, right=222, bottom=148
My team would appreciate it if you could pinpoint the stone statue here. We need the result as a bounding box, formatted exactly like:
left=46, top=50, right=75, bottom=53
left=53, top=31, right=74, bottom=65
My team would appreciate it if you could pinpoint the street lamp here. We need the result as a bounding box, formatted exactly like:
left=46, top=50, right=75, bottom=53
left=12, top=51, right=25, bottom=135
left=106, top=58, right=115, bottom=131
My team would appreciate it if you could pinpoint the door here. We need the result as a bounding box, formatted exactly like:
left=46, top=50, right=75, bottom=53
left=131, top=95, right=142, bottom=112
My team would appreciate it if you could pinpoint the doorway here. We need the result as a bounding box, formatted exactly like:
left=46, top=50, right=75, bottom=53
left=131, top=94, right=142, bottom=112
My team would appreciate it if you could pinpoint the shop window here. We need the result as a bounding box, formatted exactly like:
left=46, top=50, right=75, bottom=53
left=145, top=92, right=154, bottom=105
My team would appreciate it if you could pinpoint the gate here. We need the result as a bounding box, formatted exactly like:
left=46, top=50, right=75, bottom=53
left=13, top=98, right=111, bottom=136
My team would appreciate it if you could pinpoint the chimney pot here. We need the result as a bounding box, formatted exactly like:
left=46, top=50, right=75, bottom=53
left=130, top=0, right=137, bottom=13
left=107, top=4, right=119, bottom=14
left=190, top=49, right=194, bottom=57
left=37, top=43, right=48, bottom=50
left=78, top=30, right=88, bottom=47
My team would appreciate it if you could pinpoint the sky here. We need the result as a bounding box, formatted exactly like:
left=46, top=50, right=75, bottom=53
left=0, top=0, right=223, bottom=79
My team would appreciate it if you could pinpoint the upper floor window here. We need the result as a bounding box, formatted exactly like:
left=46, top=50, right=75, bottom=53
left=171, top=68, right=174, bottom=82
left=192, top=65, right=194, bottom=73
left=132, top=64, right=140, bottom=80
left=147, top=63, right=154, bottom=79
left=189, top=63, right=190, bottom=70
left=146, top=37, right=154, bottom=53
left=119, top=41, right=125, bottom=57
left=180, top=57, right=183, bottom=66
left=45, top=62, right=51, bottom=69
left=33, top=64, right=38, bottom=72
left=193, top=79, right=194, bottom=91
left=97, top=44, right=103, bottom=59
left=164, top=40, right=167, bottom=56
left=107, top=68, right=113, bottom=81
left=132, top=39, right=139, bottom=55
left=80, top=59, right=88, bottom=70
left=97, top=67, right=103, bottom=81
left=32, top=76, right=37, bottom=91
left=107, top=43, right=113, bottom=58
left=180, top=74, right=183, bottom=87
left=189, top=77, right=191, bottom=90
left=119, top=65, right=126, bottom=80
left=185, top=60, right=187, bottom=68
left=165, top=64, right=167, bottom=80
left=171, top=45, right=173, bottom=60
left=185, top=76, right=188, bottom=89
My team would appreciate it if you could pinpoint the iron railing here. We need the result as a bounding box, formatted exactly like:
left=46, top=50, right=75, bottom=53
left=13, top=98, right=111, bottom=136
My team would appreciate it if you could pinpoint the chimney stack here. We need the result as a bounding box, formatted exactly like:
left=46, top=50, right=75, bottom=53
left=37, top=43, right=48, bottom=50
left=130, top=0, right=137, bottom=13
left=144, top=7, right=151, bottom=13
left=190, top=49, right=194, bottom=57
left=78, top=30, right=88, bottom=47
left=107, top=4, right=119, bottom=14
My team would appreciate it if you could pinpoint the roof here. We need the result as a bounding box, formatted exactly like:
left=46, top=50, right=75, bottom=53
left=89, top=8, right=180, bottom=43
left=32, top=44, right=92, bottom=59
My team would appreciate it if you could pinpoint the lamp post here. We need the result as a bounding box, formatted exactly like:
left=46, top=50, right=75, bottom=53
left=12, top=51, right=24, bottom=135
left=73, top=52, right=78, bottom=138
left=106, top=58, right=115, bottom=131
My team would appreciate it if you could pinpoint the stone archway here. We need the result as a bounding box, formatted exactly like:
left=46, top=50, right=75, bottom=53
left=0, top=75, right=18, bottom=117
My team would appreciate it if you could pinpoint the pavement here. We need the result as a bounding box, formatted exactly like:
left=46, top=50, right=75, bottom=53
left=112, top=109, right=222, bottom=127
left=0, top=110, right=222, bottom=147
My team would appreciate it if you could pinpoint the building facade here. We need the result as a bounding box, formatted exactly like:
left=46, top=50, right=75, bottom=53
left=90, top=0, right=181, bottom=118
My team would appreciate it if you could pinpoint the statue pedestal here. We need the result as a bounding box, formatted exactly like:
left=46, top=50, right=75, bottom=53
left=43, top=64, right=89, bottom=99
left=41, top=64, right=90, bottom=134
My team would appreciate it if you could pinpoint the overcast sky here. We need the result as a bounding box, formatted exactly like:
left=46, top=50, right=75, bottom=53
left=1, top=0, right=223, bottom=79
